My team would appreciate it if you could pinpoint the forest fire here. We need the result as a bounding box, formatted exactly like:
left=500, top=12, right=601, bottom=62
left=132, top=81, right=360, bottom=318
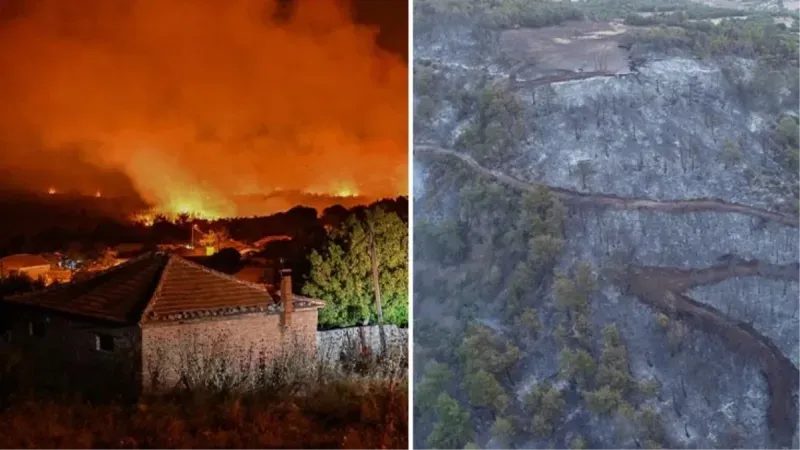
left=131, top=178, right=365, bottom=225
left=0, top=0, right=407, bottom=218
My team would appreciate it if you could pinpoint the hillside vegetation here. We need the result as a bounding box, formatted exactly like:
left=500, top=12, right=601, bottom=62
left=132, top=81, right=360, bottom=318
left=413, top=0, right=798, bottom=448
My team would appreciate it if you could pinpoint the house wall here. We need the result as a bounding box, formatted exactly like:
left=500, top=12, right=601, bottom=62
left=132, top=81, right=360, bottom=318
left=0, top=308, right=141, bottom=396
left=140, top=309, right=318, bottom=391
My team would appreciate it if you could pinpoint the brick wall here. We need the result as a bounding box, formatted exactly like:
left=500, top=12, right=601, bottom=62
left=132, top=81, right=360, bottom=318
left=0, top=308, right=141, bottom=396
left=140, top=309, right=318, bottom=390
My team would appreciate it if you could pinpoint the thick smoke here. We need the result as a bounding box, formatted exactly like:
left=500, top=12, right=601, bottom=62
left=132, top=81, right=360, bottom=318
left=0, top=0, right=407, bottom=218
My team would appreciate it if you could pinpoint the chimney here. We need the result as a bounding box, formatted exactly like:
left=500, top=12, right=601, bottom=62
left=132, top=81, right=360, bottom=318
left=280, top=268, right=293, bottom=328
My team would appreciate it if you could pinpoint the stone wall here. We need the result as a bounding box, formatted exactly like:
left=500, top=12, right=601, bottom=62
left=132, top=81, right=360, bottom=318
left=316, top=325, right=408, bottom=361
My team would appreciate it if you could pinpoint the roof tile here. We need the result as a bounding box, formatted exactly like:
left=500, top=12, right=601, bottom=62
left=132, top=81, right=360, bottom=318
left=3, top=253, right=323, bottom=324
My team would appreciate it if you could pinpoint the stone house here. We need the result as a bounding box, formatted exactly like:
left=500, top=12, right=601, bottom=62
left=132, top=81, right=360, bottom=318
left=0, top=252, right=324, bottom=395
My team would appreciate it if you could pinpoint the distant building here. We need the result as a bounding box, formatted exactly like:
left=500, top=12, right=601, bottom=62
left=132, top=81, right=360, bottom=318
left=39, top=253, right=63, bottom=267
left=0, top=253, right=324, bottom=394
left=233, top=265, right=270, bottom=285
left=253, top=235, right=292, bottom=248
left=0, top=254, right=52, bottom=280
left=47, top=269, right=73, bottom=284
left=114, top=243, right=146, bottom=259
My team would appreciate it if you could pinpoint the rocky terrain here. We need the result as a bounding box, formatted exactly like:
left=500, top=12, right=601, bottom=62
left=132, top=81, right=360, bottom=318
left=413, top=1, right=799, bottom=449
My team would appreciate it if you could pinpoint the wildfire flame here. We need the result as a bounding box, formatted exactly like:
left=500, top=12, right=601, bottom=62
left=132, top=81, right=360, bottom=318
left=131, top=212, right=155, bottom=227
left=47, top=187, right=56, bottom=195
left=306, top=180, right=360, bottom=199
left=0, top=0, right=407, bottom=216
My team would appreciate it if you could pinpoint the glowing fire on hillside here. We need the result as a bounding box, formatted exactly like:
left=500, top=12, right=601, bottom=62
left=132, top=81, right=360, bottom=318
left=0, top=0, right=407, bottom=220
left=127, top=179, right=366, bottom=226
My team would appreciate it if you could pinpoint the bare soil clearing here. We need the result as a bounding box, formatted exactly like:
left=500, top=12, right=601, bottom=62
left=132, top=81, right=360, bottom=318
left=500, top=21, right=632, bottom=75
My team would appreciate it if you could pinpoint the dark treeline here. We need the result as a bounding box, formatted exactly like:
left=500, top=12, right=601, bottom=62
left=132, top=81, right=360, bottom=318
left=0, top=196, right=408, bottom=256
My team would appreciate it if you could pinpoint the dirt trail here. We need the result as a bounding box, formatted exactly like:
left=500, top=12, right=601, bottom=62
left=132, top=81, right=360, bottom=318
left=416, top=144, right=799, bottom=446
left=415, top=145, right=799, bottom=228
left=626, top=262, right=798, bottom=448
left=513, top=70, right=619, bottom=88
left=633, top=259, right=799, bottom=292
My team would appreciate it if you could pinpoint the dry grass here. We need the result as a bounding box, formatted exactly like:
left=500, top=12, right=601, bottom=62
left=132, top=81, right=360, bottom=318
left=0, top=379, right=406, bottom=449
left=0, top=333, right=408, bottom=449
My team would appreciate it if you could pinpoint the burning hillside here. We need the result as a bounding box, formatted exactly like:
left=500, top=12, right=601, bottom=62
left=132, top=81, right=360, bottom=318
left=0, top=0, right=407, bottom=220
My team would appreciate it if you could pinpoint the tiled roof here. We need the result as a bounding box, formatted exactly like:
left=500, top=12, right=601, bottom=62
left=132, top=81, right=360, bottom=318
left=2, top=253, right=323, bottom=325
left=2, top=253, right=165, bottom=323
left=142, top=257, right=275, bottom=323
left=288, top=294, right=326, bottom=310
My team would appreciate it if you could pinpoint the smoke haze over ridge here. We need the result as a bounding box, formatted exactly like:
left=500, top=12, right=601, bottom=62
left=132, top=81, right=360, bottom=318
left=0, top=0, right=407, bottom=218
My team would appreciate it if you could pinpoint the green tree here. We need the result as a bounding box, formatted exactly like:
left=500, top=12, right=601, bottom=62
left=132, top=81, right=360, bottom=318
left=416, top=362, right=454, bottom=412
left=525, top=381, right=566, bottom=437
left=491, top=416, right=516, bottom=446
left=570, top=436, right=588, bottom=449
left=456, top=84, right=527, bottom=165
left=427, top=394, right=474, bottom=449
left=463, top=370, right=509, bottom=413
left=558, top=347, right=596, bottom=387
left=459, top=324, right=522, bottom=378
left=415, top=220, right=466, bottom=264
left=529, top=235, right=565, bottom=274
left=777, top=115, right=800, bottom=148
left=584, top=385, right=625, bottom=416
left=303, top=207, right=408, bottom=328
left=637, top=406, right=666, bottom=448
left=596, top=325, right=634, bottom=393
left=516, top=308, right=542, bottom=338
left=554, top=261, right=597, bottom=315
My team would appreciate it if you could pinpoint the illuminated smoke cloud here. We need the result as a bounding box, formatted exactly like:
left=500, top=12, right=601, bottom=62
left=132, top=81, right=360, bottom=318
left=0, top=0, right=407, bottom=218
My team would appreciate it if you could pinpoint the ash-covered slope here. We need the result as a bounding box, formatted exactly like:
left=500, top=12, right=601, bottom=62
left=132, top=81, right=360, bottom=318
left=413, top=4, right=798, bottom=450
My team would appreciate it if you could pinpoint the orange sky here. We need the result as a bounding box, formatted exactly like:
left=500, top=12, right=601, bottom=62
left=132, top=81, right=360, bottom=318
left=0, top=0, right=407, bottom=218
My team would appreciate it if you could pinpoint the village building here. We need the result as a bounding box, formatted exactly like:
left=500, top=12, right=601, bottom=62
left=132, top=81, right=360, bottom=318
left=232, top=265, right=270, bottom=285
left=253, top=235, right=292, bottom=248
left=0, top=252, right=324, bottom=395
left=0, top=253, right=53, bottom=281
left=114, top=243, right=147, bottom=259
